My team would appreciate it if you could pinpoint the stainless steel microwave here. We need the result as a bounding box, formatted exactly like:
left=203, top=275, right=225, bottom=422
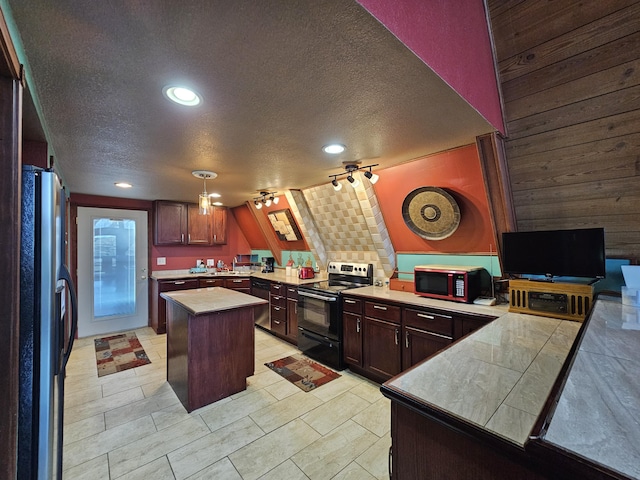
left=414, top=265, right=483, bottom=303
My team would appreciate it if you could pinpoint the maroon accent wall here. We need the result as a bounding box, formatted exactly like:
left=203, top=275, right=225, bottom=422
left=357, top=0, right=505, bottom=134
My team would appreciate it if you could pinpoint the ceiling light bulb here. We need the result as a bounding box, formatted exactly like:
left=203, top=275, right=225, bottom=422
left=255, top=201, right=262, bottom=209
left=208, top=192, right=221, bottom=198
left=114, top=182, right=132, bottom=188
left=347, top=175, right=360, bottom=188
left=272, top=196, right=279, bottom=205
left=199, top=194, right=210, bottom=215
left=332, top=178, right=342, bottom=191
left=322, top=144, right=346, bottom=154
left=164, top=86, right=201, bottom=106
left=264, top=198, right=272, bottom=207
left=364, top=170, right=379, bottom=184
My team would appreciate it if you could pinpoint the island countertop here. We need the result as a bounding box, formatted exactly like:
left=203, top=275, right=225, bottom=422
left=161, top=287, right=267, bottom=316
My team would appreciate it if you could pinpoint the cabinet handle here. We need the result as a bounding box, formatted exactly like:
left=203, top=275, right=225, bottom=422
left=356, top=318, right=360, bottom=333
left=395, top=328, right=399, bottom=345
left=273, top=320, right=280, bottom=325
left=389, top=446, right=393, bottom=478
left=174, top=281, right=186, bottom=285
left=405, top=331, right=409, bottom=349
left=273, top=295, right=281, bottom=300
left=373, top=305, right=387, bottom=311
left=181, top=233, right=184, bottom=243
left=232, top=279, right=242, bottom=283
left=294, top=303, right=297, bottom=314
left=214, top=234, right=216, bottom=242
left=274, top=285, right=281, bottom=290
left=288, top=288, right=296, bottom=293
left=188, top=234, right=191, bottom=242
left=274, top=306, right=281, bottom=311
left=417, top=312, right=452, bottom=320
left=345, top=299, right=356, bottom=304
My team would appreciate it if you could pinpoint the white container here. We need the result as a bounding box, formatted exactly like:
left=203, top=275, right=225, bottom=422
left=621, top=286, right=640, bottom=306
left=286, top=266, right=292, bottom=276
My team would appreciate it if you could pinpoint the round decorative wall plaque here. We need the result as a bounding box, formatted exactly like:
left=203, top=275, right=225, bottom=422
left=401, top=186, right=461, bottom=240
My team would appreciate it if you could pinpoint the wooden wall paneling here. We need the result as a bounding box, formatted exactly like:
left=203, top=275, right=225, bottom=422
left=487, top=1, right=640, bottom=261
left=476, top=133, right=517, bottom=262
left=0, top=70, right=22, bottom=480
left=245, top=201, right=283, bottom=264
left=489, top=1, right=636, bottom=68
left=495, top=3, right=640, bottom=85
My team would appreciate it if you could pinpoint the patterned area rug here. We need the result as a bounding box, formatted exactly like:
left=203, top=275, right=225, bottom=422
left=94, top=332, right=151, bottom=377
left=265, top=354, right=341, bottom=392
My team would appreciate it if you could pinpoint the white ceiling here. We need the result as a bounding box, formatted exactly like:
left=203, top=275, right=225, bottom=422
left=7, top=0, right=494, bottom=207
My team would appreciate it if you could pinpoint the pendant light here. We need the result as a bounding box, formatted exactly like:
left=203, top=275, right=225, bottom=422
left=192, top=170, right=218, bottom=215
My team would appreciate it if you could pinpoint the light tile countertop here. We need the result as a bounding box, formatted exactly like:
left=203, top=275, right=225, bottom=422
left=541, top=295, right=640, bottom=479
left=383, top=311, right=580, bottom=446
left=151, top=268, right=326, bottom=285
left=160, top=287, right=268, bottom=316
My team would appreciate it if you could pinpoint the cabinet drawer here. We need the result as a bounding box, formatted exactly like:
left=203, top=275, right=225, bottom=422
left=285, top=285, right=298, bottom=300
left=224, top=277, right=251, bottom=290
left=404, top=308, right=453, bottom=337
left=159, top=279, right=199, bottom=292
left=270, top=293, right=287, bottom=307
left=270, top=283, right=285, bottom=296
left=343, top=296, right=362, bottom=314
left=199, top=278, right=224, bottom=288
left=270, top=304, right=287, bottom=334
left=365, top=301, right=401, bottom=324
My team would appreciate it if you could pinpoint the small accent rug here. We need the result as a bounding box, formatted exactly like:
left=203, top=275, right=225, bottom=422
left=265, top=354, right=341, bottom=392
left=94, top=332, right=151, bottom=377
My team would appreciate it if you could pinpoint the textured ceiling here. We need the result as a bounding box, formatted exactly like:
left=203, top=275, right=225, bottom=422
left=7, top=0, right=494, bottom=207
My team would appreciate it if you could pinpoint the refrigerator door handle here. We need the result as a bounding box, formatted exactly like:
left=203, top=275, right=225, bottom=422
left=58, top=263, right=78, bottom=372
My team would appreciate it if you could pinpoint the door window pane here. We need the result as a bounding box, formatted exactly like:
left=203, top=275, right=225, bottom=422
left=93, top=217, right=136, bottom=318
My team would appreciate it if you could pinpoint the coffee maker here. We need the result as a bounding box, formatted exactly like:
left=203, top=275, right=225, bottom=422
left=262, top=257, right=275, bottom=273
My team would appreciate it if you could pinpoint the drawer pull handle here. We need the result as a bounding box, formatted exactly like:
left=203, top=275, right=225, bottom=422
left=395, top=328, right=399, bottom=345
left=417, top=313, right=435, bottom=320
left=373, top=305, right=387, bottom=311
left=273, top=320, right=280, bottom=325
left=345, top=299, right=356, bottom=304
left=233, top=279, right=242, bottom=283
left=405, top=331, right=409, bottom=348
left=174, top=281, right=186, bottom=285
left=273, top=285, right=281, bottom=290
left=356, top=318, right=360, bottom=333
left=274, top=306, right=281, bottom=311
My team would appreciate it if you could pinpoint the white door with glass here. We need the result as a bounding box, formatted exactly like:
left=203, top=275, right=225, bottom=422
left=77, top=207, right=148, bottom=337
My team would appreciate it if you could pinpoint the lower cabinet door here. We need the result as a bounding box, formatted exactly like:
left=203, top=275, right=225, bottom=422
left=403, top=326, right=452, bottom=369
left=286, top=298, right=298, bottom=342
left=364, top=317, right=402, bottom=380
left=343, top=312, right=362, bottom=366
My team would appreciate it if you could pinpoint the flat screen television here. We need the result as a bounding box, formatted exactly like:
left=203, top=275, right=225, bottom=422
left=502, top=228, right=606, bottom=279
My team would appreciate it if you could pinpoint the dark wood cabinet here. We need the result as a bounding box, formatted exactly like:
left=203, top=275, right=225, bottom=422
left=150, top=278, right=199, bottom=333
left=343, top=296, right=364, bottom=366
left=454, top=314, right=494, bottom=340
left=402, top=307, right=453, bottom=370
left=154, top=201, right=187, bottom=245
left=187, top=203, right=211, bottom=245
left=363, top=300, right=402, bottom=381
left=199, top=277, right=224, bottom=288
left=224, top=277, right=250, bottom=293
left=285, top=285, right=298, bottom=343
left=154, top=201, right=227, bottom=246
left=211, top=206, right=227, bottom=244
left=270, top=282, right=287, bottom=336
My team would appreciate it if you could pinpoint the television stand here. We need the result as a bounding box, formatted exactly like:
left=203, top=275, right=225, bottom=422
left=508, top=278, right=594, bottom=322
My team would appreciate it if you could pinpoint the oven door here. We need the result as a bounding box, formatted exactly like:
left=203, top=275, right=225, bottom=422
left=297, top=289, right=339, bottom=340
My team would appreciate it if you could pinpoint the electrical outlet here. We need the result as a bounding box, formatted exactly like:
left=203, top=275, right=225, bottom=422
left=156, top=257, right=166, bottom=266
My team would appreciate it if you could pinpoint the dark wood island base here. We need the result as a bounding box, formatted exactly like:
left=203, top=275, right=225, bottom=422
left=162, top=287, right=266, bottom=413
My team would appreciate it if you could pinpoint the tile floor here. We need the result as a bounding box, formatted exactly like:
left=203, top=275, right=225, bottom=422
left=63, top=327, right=391, bottom=479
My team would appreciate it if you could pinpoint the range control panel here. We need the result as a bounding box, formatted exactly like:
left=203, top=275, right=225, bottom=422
left=327, top=262, right=373, bottom=278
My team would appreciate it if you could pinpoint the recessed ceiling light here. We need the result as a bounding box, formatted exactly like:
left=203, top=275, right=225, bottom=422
left=114, top=182, right=132, bottom=188
left=208, top=192, right=221, bottom=198
left=322, top=144, right=346, bottom=154
left=163, top=86, right=201, bottom=106
left=211, top=201, right=223, bottom=206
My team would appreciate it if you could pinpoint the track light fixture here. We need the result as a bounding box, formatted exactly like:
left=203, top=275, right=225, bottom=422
left=253, top=191, right=279, bottom=209
left=329, top=163, right=379, bottom=190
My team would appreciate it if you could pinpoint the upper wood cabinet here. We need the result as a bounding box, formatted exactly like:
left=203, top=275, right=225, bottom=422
left=211, top=206, right=227, bottom=245
left=187, top=203, right=211, bottom=245
left=154, top=201, right=187, bottom=245
left=154, top=201, right=227, bottom=246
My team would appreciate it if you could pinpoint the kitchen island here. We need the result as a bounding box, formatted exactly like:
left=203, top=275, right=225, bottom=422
left=381, top=294, right=640, bottom=479
left=161, top=287, right=268, bottom=412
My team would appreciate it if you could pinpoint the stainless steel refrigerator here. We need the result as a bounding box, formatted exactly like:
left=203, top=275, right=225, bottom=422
left=19, top=166, right=78, bottom=479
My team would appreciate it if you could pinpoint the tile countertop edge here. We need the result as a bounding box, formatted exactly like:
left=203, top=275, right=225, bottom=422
left=151, top=269, right=326, bottom=284
left=161, top=287, right=268, bottom=316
